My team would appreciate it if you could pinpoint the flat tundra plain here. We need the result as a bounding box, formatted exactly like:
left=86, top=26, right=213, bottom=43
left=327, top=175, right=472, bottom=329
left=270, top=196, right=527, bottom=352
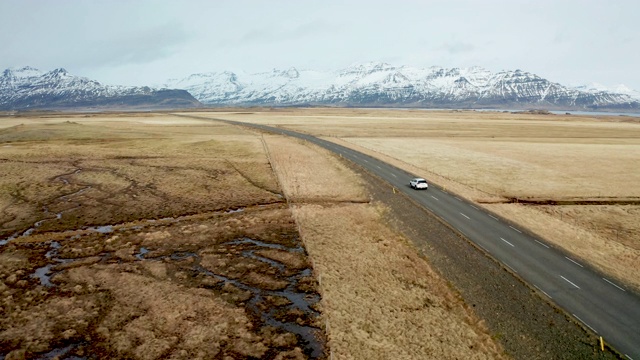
left=1, top=108, right=637, bottom=359
left=212, top=108, right=640, bottom=292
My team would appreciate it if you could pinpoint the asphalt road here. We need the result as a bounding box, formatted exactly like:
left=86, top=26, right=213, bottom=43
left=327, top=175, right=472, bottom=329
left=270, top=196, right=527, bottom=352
left=192, top=116, right=640, bottom=359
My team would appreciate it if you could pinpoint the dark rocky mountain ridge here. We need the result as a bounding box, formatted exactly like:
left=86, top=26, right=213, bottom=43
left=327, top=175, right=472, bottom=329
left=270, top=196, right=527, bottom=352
left=2, top=64, right=638, bottom=112
left=0, top=67, right=201, bottom=111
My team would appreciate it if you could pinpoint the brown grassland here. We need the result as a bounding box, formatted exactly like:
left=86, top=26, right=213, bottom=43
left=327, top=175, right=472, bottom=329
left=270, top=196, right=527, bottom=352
left=262, top=134, right=503, bottom=359
left=0, top=113, right=504, bottom=359
left=207, top=108, right=640, bottom=292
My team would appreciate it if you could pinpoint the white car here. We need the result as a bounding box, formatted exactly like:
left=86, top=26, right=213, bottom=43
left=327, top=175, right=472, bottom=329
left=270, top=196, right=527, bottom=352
left=410, top=178, right=429, bottom=190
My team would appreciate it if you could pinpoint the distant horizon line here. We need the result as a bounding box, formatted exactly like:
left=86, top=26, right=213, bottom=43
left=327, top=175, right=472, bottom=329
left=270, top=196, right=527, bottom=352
left=3, top=63, right=639, bottom=93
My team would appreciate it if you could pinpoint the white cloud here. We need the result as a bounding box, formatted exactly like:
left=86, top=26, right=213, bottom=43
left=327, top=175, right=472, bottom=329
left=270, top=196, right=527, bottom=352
left=1, top=0, right=639, bottom=89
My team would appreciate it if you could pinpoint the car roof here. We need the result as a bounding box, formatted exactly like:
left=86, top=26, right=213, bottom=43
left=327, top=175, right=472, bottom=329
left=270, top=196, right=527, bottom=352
left=412, top=178, right=426, bottom=181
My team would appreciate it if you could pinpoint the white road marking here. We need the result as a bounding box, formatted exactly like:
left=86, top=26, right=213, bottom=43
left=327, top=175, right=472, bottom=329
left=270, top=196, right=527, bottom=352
left=477, top=243, right=489, bottom=252
left=504, top=263, right=518, bottom=273
left=458, top=229, right=467, bottom=237
left=509, top=226, right=522, bottom=233
left=455, top=196, right=462, bottom=201
left=470, top=205, right=479, bottom=210
left=390, top=173, right=397, bottom=178
left=603, top=277, right=626, bottom=292
left=565, top=256, right=584, bottom=268
left=376, top=165, right=381, bottom=169
left=560, top=275, right=581, bottom=289
left=430, top=195, right=439, bottom=201
left=534, top=240, right=550, bottom=248
left=573, top=314, right=598, bottom=334
left=489, top=215, right=499, bottom=221
left=460, top=213, right=470, bottom=219
left=499, top=237, right=515, bottom=247
left=534, top=285, right=552, bottom=299
left=625, top=354, right=633, bottom=360
left=363, top=159, right=368, bottom=163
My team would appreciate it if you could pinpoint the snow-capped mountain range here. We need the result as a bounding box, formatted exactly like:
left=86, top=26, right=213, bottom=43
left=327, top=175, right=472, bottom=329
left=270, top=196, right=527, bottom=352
left=2, top=64, right=639, bottom=112
left=573, top=82, right=640, bottom=100
left=165, top=63, right=640, bottom=111
left=0, top=66, right=201, bottom=111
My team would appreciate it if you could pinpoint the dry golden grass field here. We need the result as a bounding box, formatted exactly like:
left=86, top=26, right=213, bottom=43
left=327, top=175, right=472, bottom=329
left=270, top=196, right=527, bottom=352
left=207, top=108, right=640, bottom=292
left=0, top=113, right=504, bottom=359
left=262, top=134, right=503, bottom=359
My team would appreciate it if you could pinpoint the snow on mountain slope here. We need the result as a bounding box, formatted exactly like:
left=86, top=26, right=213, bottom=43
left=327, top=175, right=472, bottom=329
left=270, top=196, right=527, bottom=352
left=1, top=66, right=201, bottom=110
left=3, top=64, right=637, bottom=111
left=165, top=63, right=640, bottom=111
left=573, top=83, right=640, bottom=101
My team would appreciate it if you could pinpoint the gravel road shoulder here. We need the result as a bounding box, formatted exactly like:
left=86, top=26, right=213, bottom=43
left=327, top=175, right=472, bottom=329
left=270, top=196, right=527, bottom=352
left=349, top=162, right=619, bottom=360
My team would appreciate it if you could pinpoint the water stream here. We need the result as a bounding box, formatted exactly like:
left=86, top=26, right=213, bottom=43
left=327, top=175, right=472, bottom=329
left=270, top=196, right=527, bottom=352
left=220, top=237, right=323, bottom=357
left=31, top=241, right=73, bottom=287
left=146, top=236, right=325, bottom=357
left=6, top=220, right=326, bottom=357
left=0, top=184, right=90, bottom=246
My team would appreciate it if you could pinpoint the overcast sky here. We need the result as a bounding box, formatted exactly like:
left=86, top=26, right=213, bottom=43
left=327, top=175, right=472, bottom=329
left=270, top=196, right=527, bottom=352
left=1, top=0, right=639, bottom=89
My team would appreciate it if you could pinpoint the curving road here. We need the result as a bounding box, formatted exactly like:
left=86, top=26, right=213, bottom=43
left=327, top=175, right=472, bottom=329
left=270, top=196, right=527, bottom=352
left=184, top=115, right=640, bottom=359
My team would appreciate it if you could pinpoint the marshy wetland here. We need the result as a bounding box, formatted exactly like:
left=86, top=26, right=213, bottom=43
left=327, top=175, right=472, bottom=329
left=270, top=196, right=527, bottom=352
left=3, top=108, right=636, bottom=359
left=1, top=113, right=505, bottom=359
left=0, top=115, right=325, bottom=358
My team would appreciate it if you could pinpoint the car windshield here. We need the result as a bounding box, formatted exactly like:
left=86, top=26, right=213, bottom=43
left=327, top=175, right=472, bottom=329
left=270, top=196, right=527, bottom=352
left=417, top=180, right=426, bottom=183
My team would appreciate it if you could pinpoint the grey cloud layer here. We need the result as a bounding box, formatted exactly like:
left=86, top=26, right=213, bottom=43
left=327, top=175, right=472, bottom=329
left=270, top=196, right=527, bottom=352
left=1, top=0, right=638, bottom=89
